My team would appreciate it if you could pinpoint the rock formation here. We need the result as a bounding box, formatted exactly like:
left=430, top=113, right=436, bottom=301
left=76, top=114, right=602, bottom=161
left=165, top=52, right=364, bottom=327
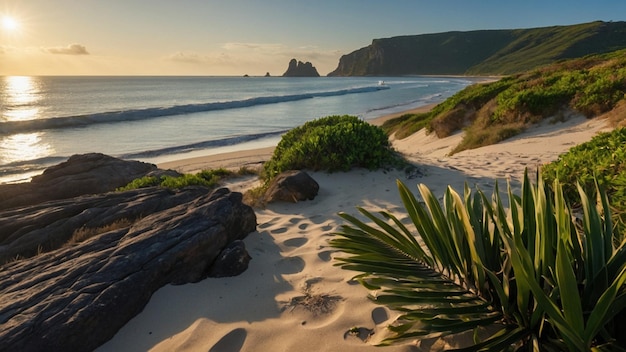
left=0, top=153, right=257, bottom=351
left=0, top=153, right=167, bottom=210
left=264, top=170, right=319, bottom=203
left=282, top=58, right=320, bottom=77
left=0, top=187, right=256, bottom=352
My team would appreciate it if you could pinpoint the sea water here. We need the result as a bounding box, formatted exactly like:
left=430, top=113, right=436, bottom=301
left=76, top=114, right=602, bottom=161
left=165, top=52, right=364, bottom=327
left=0, top=75, right=479, bottom=184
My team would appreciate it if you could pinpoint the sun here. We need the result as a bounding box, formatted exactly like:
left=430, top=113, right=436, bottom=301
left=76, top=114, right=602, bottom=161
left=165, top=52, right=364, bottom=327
left=2, top=16, right=19, bottom=32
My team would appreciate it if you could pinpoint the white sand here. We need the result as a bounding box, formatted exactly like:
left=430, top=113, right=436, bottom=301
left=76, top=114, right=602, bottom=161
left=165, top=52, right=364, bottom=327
left=97, top=112, right=611, bottom=352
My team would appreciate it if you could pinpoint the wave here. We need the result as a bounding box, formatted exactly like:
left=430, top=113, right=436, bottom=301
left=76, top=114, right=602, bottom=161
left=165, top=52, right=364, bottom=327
left=0, top=131, right=286, bottom=183
left=364, top=93, right=445, bottom=115
left=0, top=156, right=68, bottom=177
left=119, top=130, right=287, bottom=159
left=0, top=85, right=390, bottom=135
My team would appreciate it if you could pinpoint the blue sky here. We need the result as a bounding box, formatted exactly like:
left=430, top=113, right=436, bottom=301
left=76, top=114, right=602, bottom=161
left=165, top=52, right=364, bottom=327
left=1, top=0, right=624, bottom=75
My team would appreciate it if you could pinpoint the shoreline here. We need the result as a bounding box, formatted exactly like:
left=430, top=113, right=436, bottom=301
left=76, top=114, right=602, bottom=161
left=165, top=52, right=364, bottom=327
left=157, top=103, right=437, bottom=174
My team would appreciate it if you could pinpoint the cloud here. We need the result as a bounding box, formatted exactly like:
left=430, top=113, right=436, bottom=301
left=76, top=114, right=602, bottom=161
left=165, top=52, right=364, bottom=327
left=43, top=44, right=89, bottom=55
left=167, top=51, right=227, bottom=64
left=221, top=42, right=285, bottom=51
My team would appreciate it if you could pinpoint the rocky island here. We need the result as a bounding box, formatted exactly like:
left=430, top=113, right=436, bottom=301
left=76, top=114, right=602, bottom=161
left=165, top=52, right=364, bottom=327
left=282, top=58, right=320, bottom=77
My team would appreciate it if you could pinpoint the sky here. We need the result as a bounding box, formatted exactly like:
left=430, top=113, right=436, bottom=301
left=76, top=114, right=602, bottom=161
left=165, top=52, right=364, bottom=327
left=1, top=0, right=625, bottom=76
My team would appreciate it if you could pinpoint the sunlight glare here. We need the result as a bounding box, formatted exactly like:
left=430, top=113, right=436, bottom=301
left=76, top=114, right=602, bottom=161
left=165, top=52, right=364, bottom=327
left=2, top=76, right=41, bottom=121
left=0, top=132, right=53, bottom=164
left=2, top=16, right=18, bottom=32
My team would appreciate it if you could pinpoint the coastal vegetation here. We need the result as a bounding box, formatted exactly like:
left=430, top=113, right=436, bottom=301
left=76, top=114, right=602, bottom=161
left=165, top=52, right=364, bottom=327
left=542, top=127, right=626, bottom=223
left=332, top=172, right=626, bottom=350
left=329, top=21, right=626, bottom=76
left=383, top=49, right=626, bottom=154
left=116, top=167, right=254, bottom=191
left=262, top=115, right=401, bottom=181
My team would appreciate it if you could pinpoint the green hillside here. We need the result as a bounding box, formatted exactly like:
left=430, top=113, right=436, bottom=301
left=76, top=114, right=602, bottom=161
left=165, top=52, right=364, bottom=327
left=328, top=21, right=626, bottom=76
left=382, top=49, right=626, bottom=153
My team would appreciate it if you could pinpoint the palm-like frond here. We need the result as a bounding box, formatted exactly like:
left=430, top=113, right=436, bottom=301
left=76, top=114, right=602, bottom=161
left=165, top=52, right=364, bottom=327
left=331, top=180, right=524, bottom=350
left=331, top=170, right=626, bottom=350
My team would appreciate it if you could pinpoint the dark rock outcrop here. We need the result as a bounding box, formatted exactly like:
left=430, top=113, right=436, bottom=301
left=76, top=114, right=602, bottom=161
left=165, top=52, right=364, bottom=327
left=0, top=187, right=256, bottom=352
left=282, top=58, right=320, bottom=77
left=208, top=240, right=252, bottom=277
left=0, top=153, right=165, bottom=210
left=264, top=170, right=319, bottom=203
left=0, top=186, right=204, bottom=264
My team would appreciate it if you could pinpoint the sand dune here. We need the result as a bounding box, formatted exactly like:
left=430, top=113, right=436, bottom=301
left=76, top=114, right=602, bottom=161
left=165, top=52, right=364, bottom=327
left=97, top=113, right=611, bottom=352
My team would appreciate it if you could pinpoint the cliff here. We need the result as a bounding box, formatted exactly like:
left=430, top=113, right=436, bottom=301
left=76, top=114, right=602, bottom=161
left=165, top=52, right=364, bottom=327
left=328, top=21, right=626, bottom=76
left=283, top=58, right=320, bottom=77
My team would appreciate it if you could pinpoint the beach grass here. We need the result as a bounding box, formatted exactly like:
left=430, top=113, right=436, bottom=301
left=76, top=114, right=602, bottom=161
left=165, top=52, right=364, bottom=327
left=383, top=49, right=626, bottom=154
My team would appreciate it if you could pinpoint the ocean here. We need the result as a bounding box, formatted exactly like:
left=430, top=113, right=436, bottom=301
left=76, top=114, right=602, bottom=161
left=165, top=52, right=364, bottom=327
left=0, top=75, right=480, bottom=184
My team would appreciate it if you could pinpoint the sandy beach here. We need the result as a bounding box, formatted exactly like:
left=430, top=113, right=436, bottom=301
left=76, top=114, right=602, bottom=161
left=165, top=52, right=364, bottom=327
left=97, top=107, right=612, bottom=352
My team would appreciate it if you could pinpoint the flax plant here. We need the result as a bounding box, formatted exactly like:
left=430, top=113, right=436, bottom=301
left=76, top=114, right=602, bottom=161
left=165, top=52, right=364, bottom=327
left=331, top=170, right=626, bottom=351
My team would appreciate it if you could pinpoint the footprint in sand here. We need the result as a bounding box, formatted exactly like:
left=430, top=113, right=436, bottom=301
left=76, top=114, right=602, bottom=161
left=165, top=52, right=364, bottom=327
left=320, top=224, right=334, bottom=232
left=270, top=227, right=288, bottom=234
left=209, top=328, right=247, bottom=352
left=275, top=256, right=305, bottom=274
left=309, top=215, right=325, bottom=224
left=289, top=217, right=303, bottom=224
left=258, top=217, right=281, bottom=229
left=371, top=307, right=389, bottom=325
left=317, top=250, right=334, bottom=262
left=283, top=237, right=308, bottom=248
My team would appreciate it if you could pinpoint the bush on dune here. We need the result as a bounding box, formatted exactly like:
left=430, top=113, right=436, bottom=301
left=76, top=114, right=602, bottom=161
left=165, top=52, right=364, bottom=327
left=262, top=115, right=401, bottom=181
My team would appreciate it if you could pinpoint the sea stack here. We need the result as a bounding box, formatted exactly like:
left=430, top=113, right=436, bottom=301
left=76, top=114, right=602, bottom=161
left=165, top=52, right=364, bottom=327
left=282, top=58, right=320, bottom=77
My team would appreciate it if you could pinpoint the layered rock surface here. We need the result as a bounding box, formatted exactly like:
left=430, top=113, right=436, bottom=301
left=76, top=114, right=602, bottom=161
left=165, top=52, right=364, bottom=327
left=0, top=154, right=257, bottom=352
left=0, top=187, right=256, bottom=352
left=0, top=153, right=167, bottom=210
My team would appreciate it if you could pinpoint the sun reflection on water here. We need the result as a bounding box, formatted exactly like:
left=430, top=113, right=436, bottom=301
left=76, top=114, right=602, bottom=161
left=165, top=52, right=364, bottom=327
left=0, top=132, right=53, bottom=164
left=1, top=76, right=42, bottom=121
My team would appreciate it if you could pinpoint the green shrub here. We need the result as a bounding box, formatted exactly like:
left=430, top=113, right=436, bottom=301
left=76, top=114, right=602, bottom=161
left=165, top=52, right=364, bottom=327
left=159, top=174, right=214, bottom=188
left=263, top=115, right=400, bottom=180
left=542, top=128, right=626, bottom=221
left=117, top=167, right=234, bottom=191
left=117, top=176, right=161, bottom=191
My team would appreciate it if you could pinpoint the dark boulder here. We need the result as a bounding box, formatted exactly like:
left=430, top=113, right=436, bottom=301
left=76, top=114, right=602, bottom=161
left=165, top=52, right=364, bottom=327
left=282, top=58, right=320, bottom=77
left=0, top=187, right=256, bottom=352
left=264, top=170, right=319, bottom=203
left=208, top=239, right=252, bottom=277
left=0, top=153, right=162, bottom=210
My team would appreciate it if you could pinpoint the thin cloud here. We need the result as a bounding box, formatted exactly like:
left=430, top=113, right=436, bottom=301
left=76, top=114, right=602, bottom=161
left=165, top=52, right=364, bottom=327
left=167, top=51, right=230, bottom=64
left=44, top=44, right=89, bottom=55
left=221, top=42, right=284, bottom=51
